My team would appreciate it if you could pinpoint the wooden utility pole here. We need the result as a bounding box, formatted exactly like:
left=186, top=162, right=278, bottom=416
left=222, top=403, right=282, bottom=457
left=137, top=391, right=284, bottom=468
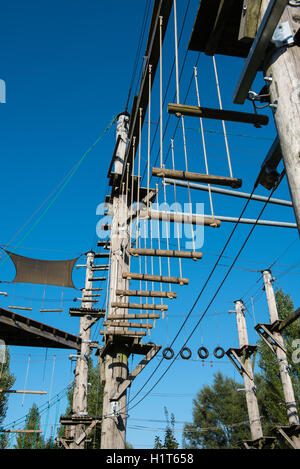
left=101, top=112, right=130, bottom=449
left=70, top=250, right=95, bottom=449
left=259, top=1, right=300, bottom=234
left=233, top=300, right=264, bottom=442
left=262, top=269, right=300, bottom=448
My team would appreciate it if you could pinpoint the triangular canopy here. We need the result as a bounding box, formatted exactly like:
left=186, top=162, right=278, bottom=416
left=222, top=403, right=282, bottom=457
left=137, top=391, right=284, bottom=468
left=5, top=250, right=79, bottom=289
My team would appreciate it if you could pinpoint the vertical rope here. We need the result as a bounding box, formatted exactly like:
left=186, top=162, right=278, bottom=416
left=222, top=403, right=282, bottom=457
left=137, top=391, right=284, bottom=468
left=194, top=66, right=215, bottom=218
left=22, top=355, right=31, bottom=406
left=48, top=355, right=56, bottom=405
left=159, top=16, right=164, bottom=168
left=156, top=184, right=164, bottom=311
left=212, top=56, right=233, bottom=178
left=171, top=140, right=182, bottom=278
left=147, top=64, right=152, bottom=210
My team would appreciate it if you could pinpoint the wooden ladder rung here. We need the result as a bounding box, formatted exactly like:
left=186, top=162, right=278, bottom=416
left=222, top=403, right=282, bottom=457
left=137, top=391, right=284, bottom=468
left=123, top=272, right=189, bottom=285
left=90, top=277, right=106, bottom=282
left=100, top=329, right=147, bottom=337
left=129, top=248, right=202, bottom=260
left=103, top=321, right=153, bottom=329
left=8, top=306, right=32, bottom=311
left=94, top=253, right=110, bottom=259
left=107, top=313, right=160, bottom=320
left=111, top=302, right=168, bottom=311
left=167, top=103, right=269, bottom=126
left=152, top=167, right=242, bottom=189
left=116, top=289, right=177, bottom=299
left=40, top=309, right=63, bottom=313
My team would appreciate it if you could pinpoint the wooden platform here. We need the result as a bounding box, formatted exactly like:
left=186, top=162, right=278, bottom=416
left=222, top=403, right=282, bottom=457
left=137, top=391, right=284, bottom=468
left=238, top=436, right=277, bottom=449
left=96, top=336, right=158, bottom=357
left=103, top=321, right=153, bottom=330
left=167, top=103, right=268, bottom=126
left=69, top=307, right=106, bottom=317
left=107, top=313, right=160, bottom=320
left=129, top=248, right=203, bottom=260
left=100, top=329, right=147, bottom=337
left=152, top=167, right=242, bottom=189
left=188, top=0, right=261, bottom=58
left=123, top=272, right=189, bottom=285
left=0, top=307, right=81, bottom=350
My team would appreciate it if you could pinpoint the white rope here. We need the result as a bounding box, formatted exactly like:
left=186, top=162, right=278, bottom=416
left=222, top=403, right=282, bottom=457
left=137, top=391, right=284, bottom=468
left=171, top=140, right=182, bottom=278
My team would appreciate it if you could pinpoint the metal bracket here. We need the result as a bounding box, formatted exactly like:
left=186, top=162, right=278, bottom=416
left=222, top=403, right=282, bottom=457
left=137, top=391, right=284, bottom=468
left=226, top=348, right=255, bottom=380
left=271, top=21, right=295, bottom=47
left=255, top=323, right=287, bottom=355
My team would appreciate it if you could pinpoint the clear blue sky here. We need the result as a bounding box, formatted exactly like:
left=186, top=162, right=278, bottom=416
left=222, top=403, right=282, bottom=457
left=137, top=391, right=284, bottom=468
left=0, top=0, right=299, bottom=449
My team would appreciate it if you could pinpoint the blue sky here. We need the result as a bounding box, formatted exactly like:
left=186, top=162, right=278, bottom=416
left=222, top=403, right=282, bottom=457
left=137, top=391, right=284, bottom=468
left=0, top=0, right=299, bottom=449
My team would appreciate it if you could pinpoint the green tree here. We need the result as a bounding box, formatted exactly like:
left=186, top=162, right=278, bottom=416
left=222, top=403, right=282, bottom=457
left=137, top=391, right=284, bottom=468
left=0, top=347, right=15, bottom=449
left=154, top=407, right=179, bottom=449
left=15, top=403, right=44, bottom=449
left=183, top=289, right=300, bottom=449
left=183, top=373, right=249, bottom=449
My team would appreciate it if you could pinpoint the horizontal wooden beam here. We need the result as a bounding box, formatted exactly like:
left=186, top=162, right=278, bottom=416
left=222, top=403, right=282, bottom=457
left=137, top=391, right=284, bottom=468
left=69, top=307, right=105, bottom=317
left=94, top=253, right=110, bottom=259
left=0, top=390, right=47, bottom=395
left=39, top=309, right=63, bottom=313
left=1, top=429, right=42, bottom=434
left=277, top=308, right=300, bottom=332
left=107, top=313, right=160, bottom=320
left=123, top=272, right=189, bottom=285
left=147, top=210, right=221, bottom=228
left=116, top=289, right=177, bottom=299
left=90, top=277, right=106, bottom=282
left=129, top=248, right=203, bottom=260
left=152, top=167, right=242, bottom=189
left=100, top=329, right=147, bottom=337
left=103, top=321, right=153, bottom=329
left=167, top=103, right=269, bottom=126
left=8, top=306, right=32, bottom=311
left=111, top=302, right=168, bottom=311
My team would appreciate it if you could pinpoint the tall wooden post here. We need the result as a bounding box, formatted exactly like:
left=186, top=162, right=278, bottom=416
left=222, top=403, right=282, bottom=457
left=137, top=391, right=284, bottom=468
left=259, top=1, right=300, bottom=234
left=262, top=269, right=300, bottom=448
left=71, top=251, right=95, bottom=449
left=234, top=300, right=264, bottom=441
left=101, top=112, right=130, bottom=449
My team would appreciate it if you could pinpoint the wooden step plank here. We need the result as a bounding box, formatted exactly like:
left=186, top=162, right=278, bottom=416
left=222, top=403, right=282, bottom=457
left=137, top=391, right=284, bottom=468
left=123, top=272, right=189, bottom=285
left=103, top=321, right=153, bottom=329
left=69, top=307, right=105, bottom=317
left=111, top=302, right=168, bottom=311
left=90, top=277, right=106, bottom=282
left=167, top=103, right=269, bottom=126
left=152, top=167, right=242, bottom=189
left=107, top=313, right=160, bottom=320
left=94, top=253, right=110, bottom=259
left=129, top=247, right=202, bottom=260
left=147, top=210, right=221, bottom=228
left=40, top=309, right=63, bottom=313
left=100, top=329, right=147, bottom=337
left=116, top=289, right=177, bottom=299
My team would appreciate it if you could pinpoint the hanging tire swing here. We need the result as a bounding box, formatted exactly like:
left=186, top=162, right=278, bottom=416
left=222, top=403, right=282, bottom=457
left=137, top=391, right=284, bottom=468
left=163, top=347, right=174, bottom=360
left=180, top=347, right=192, bottom=360
left=197, top=347, right=209, bottom=360
left=213, top=347, right=225, bottom=359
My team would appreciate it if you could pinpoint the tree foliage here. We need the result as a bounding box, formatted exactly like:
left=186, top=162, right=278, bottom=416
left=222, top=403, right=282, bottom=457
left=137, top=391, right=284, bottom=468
left=154, top=407, right=179, bottom=449
left=14, top=403, right=44, bottom=449
left=0, top=347, right=15, bottom=449
left=183, top=289, right=300, bottom=449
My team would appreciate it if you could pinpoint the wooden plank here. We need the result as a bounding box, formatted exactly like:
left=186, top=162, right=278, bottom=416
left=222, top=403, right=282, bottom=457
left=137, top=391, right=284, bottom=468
left=147, top=210, right=221, bottom=228
left=239, top=0, right=262, bottom=42
left=167, top=103, right=269, bottom=126
left=107, top=313, right=160, bottom=320
left=129, top=248, right=203, bottom=260
left=116, top=289, right=177, bottom=299
left=152, top=167, right=242, bottom=189
left=0, top=390, right=47, bottom=395
left=123, top=272, right=189, bottom=285
left=277, top=308, right=300, bottom=332
left=1, top=430, right=42, bottom=434
left=100, top=329, right=147, bottom=337
left=40, top=309, right=63, bottom=313
left=8, top=306, right=32, bottom=311
left=111, top=345, right=161, bottom=401
left=111, top=302, right=168, bottom=311
left=90, top=277, right=106, bottom=282
left=94, top=253, right=110, bottom=259
left=103, top=321, right=153, bottom=329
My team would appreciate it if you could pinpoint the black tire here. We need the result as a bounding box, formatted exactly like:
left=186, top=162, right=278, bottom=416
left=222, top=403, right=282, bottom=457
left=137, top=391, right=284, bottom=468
left=198, top=346, right=209, bottom=360
left=163, top=347, right=174, bottom=360
left=213, top=347, right=225, bottom=359
left=180, top=347, right=192, bottom=360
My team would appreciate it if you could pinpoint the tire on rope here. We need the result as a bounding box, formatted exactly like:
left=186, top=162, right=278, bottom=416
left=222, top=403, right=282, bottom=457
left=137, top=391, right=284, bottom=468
left=213, top=347, right=225, bottom=359
left=197, top=346, right=209, bottom=360
left=180, top=347, right=192, bottom=360
left=163, top=347, right=174, bottom=360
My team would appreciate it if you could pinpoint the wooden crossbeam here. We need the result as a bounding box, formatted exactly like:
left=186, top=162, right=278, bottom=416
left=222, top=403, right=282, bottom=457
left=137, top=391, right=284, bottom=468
left=94, top=253, right=110, bottom=259
left=107, top=313, right=160, bottom=320
left=111, top=345, right=161, bottom=401
left=0, top=389, right=47, bottom=395
left=147, top=210, right=221, bottom=228
left=69, top=307, right=105, bottom=317
left=116, top=289, right=177, bottom=299
left=111, top=302, right=168, bottom=311
left=40, top=309, right=63, bottom=313
left=90, top=277, right=106, bottom=282
left=8, top=306, right=32, bottom=311
left=123, top=272, right=189, bottom=285
left=103, top=321, right=153, bottom=329
left=129, top=248, right=203, bottom=260
left=1, top=429, right=42, bottom=434
left=100, top=329, right=146, bottom=337
left=167, top=103, right=269, bottom=126
left=152, top=167, right=242, bottom=189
